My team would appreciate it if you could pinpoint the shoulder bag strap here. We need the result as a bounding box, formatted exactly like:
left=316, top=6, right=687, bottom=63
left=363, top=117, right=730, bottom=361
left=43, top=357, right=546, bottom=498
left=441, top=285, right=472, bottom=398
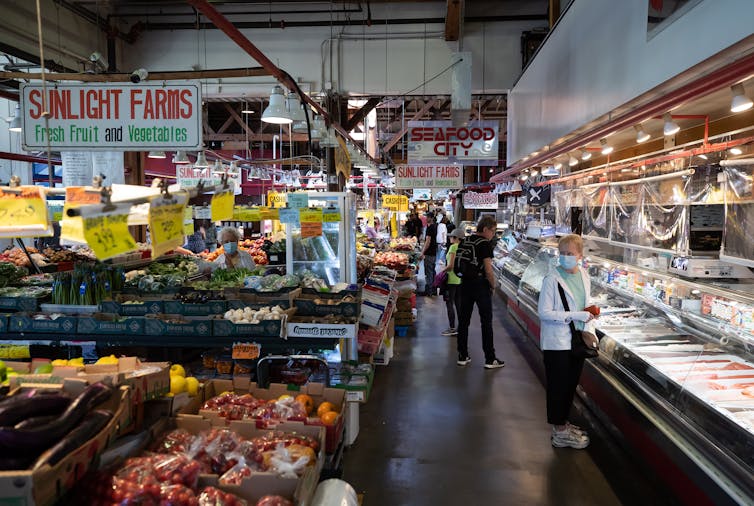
left=556, top=282, right=578, bottom=335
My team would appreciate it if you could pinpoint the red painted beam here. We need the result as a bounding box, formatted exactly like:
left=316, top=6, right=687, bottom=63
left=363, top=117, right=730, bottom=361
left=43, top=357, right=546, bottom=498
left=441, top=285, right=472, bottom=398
left=0, top=151, right=61, bottom=165
left=0, top=90, right=19, bottom=102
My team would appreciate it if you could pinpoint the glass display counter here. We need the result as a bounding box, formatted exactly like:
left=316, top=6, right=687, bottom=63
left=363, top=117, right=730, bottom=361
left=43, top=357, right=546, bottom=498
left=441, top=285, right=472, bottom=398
left=497, top=240, right=542, bottom=297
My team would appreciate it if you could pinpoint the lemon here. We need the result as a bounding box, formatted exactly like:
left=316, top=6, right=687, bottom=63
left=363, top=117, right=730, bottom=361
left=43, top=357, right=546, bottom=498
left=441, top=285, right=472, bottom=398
left=51, top=359, right=68, bottom=367
left=68, top=357, right=84, bottom=366
left=185, top=377, right=200, bottom=396
left=170, top=364, right=186, bottom=377
left=170, top=375, right=187, bottom=395
left=95, top=355, right=118, bottom=365
left=278, top=394, right=294, bottom=402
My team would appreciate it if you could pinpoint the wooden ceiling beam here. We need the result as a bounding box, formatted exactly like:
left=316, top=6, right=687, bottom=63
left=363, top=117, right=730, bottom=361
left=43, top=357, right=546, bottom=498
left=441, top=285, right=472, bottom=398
left=344, top=97, right=381, bottom=132
left=383, top=99, right=436, bottom=151
left=444, top=0, right=463, bottom=41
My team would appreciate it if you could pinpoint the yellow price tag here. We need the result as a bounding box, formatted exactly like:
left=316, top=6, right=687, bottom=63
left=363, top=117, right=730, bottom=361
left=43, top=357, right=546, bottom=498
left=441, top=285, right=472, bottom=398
left=183, top=206, right=194, bottom=235
left=61, top=208, right=86, bottom=244
left=211, top=191, right=234, bottom=222
left=260, top=207, right=279, bottom=221
left=299, top=208, right=323, bottom=223
left=0, top=187, right=49, bottom=228
left=232, top=342, right=261, bottom=360
left=322, top=207, right=341, bottom=223
left=267, top=191, right=287, bottom=208
left=233, top=207, right=262, bottom=221
left=81, top=206, right=137, bottom=260
left=150, top=195, right=187, bottom=258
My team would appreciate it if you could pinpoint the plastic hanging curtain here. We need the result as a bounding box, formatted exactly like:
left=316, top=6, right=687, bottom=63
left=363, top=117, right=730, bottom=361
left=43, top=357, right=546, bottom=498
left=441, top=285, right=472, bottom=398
left=582, top=185, right=610, bottom=240
left=554, top=189, right=581, bottom=235
left=610, top=184, right=640, bottom=245
left=633, top=174, right=690, bottom=253
left=722, top=166, right=754, bottom=264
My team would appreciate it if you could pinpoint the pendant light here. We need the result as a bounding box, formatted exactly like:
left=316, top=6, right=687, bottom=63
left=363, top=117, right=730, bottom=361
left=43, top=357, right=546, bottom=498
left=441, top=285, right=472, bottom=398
left=213, top=159, right=224, bottom=173
left=581, top=149, right=592, bottom=161
left=173, top=151, right=190, bottom=164
left=600, top=138, right=613, bottom=155
left=148, top=151, right=166, bottom=159
left=262, top=86, right=292, bottom=124
left=286, top=93, right=307, bottom=122
left=730, top=84, right=753, bottom=113
left=634, top=124, right=650, bottom=143
left=194, top=151, right=210, bottom=168
left=568, top=153, right=579, bottom=167
left=663, top=113, right=680, bottom=136
left=8, top=104, right=21, bottom=132
left=310, top=116, right=325, bottom=139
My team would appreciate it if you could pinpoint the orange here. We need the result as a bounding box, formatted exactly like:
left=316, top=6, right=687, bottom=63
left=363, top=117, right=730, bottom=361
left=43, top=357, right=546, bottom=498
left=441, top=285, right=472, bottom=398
left=320, top=411, right=338, bottom=426
left=295, top=394, right=315, bottom=415
left=316, top=401, right=336, bottom=418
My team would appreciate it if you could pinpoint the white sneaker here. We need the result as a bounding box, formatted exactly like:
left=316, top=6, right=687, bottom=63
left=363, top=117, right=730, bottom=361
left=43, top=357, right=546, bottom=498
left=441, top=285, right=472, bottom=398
left=567, top=422, right=588, bottom=437
left=551, top=429, right=589, bottom=449
left=441, top=327, right=457, bottom=336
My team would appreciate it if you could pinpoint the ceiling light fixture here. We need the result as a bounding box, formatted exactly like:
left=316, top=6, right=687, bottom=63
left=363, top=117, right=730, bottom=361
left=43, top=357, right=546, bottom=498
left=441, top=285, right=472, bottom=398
left=663, top=113, right=680, bottom=136
left=148, top=151, right=166, bottom=159
left=172, top=151, right=190, bottom=164
left=262, top=85, right=292, bottom=124
left=698, top=154, right=708, bottom=160
left=541, top=165, right=560, bottom=176
left=286, top=93, right=307, bottom=122
left=730, top=147, right=743, bottom=155
left=8, top=104, right=21, bottom=132
left=600, top=138, right=613, bottom=155
left=634, top=124, right=650, bottom=143
left=581, top=149, right=592, bottom=161
left=194, top=151, right=210, bottom=168
left=568, top=153, right=579, bottom=167
left=730, top=83, right=753, bottom=113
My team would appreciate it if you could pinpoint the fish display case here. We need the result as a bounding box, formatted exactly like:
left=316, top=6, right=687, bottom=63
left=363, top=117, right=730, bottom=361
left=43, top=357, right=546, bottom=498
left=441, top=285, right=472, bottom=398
left=497, top=240, right=543, bottom=298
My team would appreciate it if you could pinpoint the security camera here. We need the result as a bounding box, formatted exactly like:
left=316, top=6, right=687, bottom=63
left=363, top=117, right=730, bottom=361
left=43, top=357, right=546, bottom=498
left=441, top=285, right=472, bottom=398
left=130, top=68, right=148, bottom=83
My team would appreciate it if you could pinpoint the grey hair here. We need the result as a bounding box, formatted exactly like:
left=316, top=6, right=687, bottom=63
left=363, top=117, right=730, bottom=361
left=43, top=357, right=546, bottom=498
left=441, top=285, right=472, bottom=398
left=219, top=226, right=241, bottom=242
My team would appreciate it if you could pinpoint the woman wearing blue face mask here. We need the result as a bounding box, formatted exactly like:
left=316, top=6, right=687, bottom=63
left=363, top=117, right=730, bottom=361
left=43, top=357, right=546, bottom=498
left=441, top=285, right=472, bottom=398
left=210, top=226, right=256, bottom=271
left=538, top=234, right=600, bottom=449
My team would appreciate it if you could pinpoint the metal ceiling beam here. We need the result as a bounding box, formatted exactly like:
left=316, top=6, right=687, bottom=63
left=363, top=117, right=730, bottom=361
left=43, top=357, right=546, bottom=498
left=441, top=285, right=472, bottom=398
left=0, top=42, right=75, bottom=73
left=383, top=99, right=435, bottom=152
left=344, top=97, right=380, bottom=132
left=52, top=0, right=138, bottom=43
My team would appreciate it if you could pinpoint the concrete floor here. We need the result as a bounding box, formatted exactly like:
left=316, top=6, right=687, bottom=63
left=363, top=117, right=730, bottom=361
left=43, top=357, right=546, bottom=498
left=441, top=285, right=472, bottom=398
left=343, top=294, right=670, bottom=506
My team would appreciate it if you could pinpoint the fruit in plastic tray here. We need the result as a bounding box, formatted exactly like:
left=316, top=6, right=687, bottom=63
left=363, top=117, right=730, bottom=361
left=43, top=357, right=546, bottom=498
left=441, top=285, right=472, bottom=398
left=198, top=486, right=248, bottom=506
left=153, top=428, right=197, bottom=454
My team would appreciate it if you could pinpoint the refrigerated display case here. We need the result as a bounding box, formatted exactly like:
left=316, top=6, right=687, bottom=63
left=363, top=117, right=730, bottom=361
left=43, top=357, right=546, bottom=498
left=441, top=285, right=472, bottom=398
left=497, top=240, right=549, bottom=298
left=286, top=192, right=357, bottom=285
left=497, top=238, right=754, bottom=504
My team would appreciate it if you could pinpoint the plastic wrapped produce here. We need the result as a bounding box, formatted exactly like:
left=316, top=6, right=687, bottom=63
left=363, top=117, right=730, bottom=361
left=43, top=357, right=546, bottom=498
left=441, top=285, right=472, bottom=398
left=198, top=486, right=248, bottom=506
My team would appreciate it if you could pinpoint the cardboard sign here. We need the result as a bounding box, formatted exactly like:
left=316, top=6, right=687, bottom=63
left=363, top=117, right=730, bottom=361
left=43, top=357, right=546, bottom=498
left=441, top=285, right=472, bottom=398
left=301, top=221, right=323, bottom=238
left=381, top=194, right=409, bottom=211
left=149, top=193, right=188, bottom=258
left=0, top=187, right=51, bottom=238
left=21, top=83, right=202, bottom=151
left=278, top=208, right=299, bottom=225
left=80, top=203, right=137, bottom=259
left=232, top=342, right=261, bottom=360
left=267, top=191, right=287, bottom=208
left=299, top=208, right=323, bottom=223
left=260, top=207, right=279, bottom=221
left=287, top=192, right=309, bottom=209
left=211, top=189, right=234, bottom=222
left=322, top=207, right=341, bottom=223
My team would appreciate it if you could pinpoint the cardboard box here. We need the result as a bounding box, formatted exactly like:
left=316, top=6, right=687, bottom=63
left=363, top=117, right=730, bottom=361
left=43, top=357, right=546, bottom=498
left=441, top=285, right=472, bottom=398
left=0, top=384, right=129, bottom=506
left=174, top=416, right=324, bottom=506
left=100, top=296, right=164, bottom=316
left=77, top=314, right=146, bottom=335
left=0, top=314, right=6, bottom=333
left=144, top=315, right=213, bottom=336
left=179, top=379, right=346, bottom=454
left=0, top=296, right=41, bottom=312
left=9, top=313, right=77, bottom=333
left=163, top=299, right=227, bottom=316
left=294, top=294, right=360, bottom=318
left=301, top=286, right=360, bottom=299
left=226, top=292, right=292, bottom=310
left=212, top=308, right=294, bottom=338
left=286, top=318, right=358, bottom=339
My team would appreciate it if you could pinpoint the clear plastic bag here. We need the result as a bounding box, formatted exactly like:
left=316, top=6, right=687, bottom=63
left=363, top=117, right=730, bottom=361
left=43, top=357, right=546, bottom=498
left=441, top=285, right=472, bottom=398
left=198, top=486, right=248, bottom=506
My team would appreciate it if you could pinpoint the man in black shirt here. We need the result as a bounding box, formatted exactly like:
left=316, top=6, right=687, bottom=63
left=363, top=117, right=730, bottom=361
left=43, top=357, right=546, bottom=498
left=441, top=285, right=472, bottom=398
left=419, top=212, right=438, bottom=296
left=456, top=215, right=504, bottom=369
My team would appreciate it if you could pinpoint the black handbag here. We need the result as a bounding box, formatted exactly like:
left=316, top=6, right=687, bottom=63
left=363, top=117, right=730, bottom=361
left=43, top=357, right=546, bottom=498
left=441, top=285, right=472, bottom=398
left=556, top=283, right=599, bottom=359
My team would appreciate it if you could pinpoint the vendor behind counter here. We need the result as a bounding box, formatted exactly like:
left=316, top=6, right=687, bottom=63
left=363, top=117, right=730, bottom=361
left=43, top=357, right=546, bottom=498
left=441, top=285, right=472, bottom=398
left=202, top=226, right=256, bottom=272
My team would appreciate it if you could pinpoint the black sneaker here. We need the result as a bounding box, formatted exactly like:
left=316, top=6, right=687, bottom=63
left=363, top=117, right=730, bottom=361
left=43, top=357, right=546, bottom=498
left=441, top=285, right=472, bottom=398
left=484, top=358, right=505, bottom=369
left=457, top=355, right=471, bottom=366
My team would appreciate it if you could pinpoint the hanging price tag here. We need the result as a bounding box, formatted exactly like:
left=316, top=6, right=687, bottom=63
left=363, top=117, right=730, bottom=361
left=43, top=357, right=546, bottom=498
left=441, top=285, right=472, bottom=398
left=150, top=193, right=188, bottom=258
left=183, top=206, right=194, bottom=235
left=287, top=192, right=309, bottom=209
left=233, top=206, right=262, bottom=222
left=232, top=342, right=261, bottom=360
left=211, top=190, right=234, bottom=222
left=382, top=194, right=409, bottom=212
left=80, top=203, right=137, bottom=260
left=322, top=207, right=341, bottom=223
left=267, top=191, right=287, bottom=208
left=0, top=187, right=50, bottom=238
left=278, top=208, right=300, bottom=225
left=299, top=208, right=323, bottom=223
left=300, top=221, right=323, bottom=238
left=260, top=207, right=279, bottom=221
left=66, top=187, right=102, bottom=205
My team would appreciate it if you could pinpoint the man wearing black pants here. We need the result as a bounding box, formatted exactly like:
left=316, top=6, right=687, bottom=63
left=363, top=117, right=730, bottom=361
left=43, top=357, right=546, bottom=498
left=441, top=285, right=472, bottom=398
left=456, top=215, right=504, bottom=369
left=419, top=212, right=438, bottom=297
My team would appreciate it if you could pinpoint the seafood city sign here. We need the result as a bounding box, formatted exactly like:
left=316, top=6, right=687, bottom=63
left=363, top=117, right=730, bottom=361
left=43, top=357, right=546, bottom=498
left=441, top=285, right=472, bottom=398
left=20, top=83, right=202, bottom=151
left=407, top=120, right=499, bottom=166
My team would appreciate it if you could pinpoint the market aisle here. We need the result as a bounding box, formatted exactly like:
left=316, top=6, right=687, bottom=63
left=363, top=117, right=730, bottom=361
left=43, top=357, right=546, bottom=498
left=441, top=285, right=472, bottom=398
left=343, top=294, right=655, bottom=506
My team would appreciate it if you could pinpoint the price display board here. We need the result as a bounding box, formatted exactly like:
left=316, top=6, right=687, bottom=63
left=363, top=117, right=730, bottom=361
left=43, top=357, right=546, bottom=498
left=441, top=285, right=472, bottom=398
left=287, top=192, right=309, bottom=209
left=149, top=192, right=188, bottom=258
left=80, top=203, right=137, bottom=260
left=300, top=207, right=323, bottom=238
left=0, top=187, right=51, bottom=238
left=322, top=207, right=342, bottom=222
left=278, top=208, right=300, bottom=225
left=260, top=207, right=279, bottom=221
left=232, top=342, right=261, bottom=360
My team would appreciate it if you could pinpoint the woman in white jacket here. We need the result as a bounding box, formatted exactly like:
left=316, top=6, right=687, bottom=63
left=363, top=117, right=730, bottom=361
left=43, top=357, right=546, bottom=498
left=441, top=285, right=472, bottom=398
left=538, top=234, right=600, bottom=449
